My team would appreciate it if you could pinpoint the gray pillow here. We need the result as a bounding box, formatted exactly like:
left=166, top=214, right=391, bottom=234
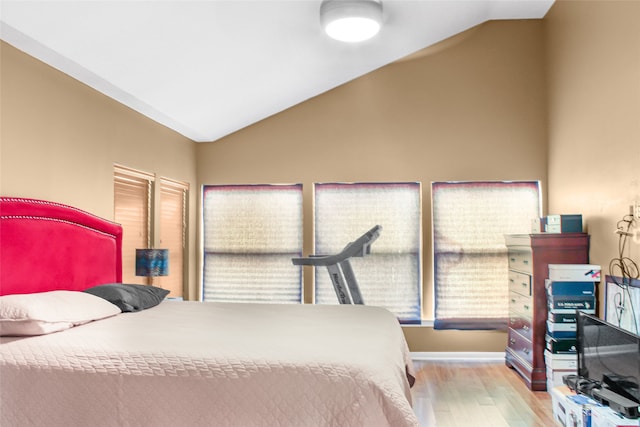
left=83, top=283, right=169, bottom=312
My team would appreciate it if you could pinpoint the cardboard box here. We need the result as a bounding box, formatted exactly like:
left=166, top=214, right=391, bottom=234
left=551, top=386, right=573, bottom=426
left=546, top=329, right=578, bottom=339
left=546, top=334, right=578, bottom=354
left=548, top=296, right=597, bottom=311
left=550, top=386, right=601, bottom=427
left=548, top=312, right=578, bottom=324
left=591, top=405, right=639, bottom=427
left=549, top=307, right=596, bottom=315
left=547, top=367, right=578, bottom=389
left=532, top=217, right=545, bottom=233
left=549, top=264, right=602, bottom=282
left=546, top=279, right=596, bottom=296
left=547, top=319, right=578, bottom=333
left=565, top=393, right=600, bottom=427
left=545, top=350, right=578, bottom=370
left=546, top=214, right=583, bottom=233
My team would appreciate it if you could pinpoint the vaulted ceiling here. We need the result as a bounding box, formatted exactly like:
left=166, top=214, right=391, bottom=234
left=0, top=1, right=554, bottom=142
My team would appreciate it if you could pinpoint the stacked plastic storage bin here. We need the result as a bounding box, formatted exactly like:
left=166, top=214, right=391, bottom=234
left=544, top=264, right=601, bottom=391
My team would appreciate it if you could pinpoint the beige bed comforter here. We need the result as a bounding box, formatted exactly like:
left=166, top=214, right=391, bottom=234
left=0, top=301, right=418, bottom=427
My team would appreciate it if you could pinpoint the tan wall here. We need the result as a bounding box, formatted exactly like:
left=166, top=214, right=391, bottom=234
left=545, top=1, right=640, bottom=315
left=0, top=41, right=199, bottom=299
left=5, top=2, right=636, bottom=352
left=196, top=20, right=548, bottom=351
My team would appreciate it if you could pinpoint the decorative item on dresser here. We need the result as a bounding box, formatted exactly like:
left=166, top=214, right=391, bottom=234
left=504, top=233, right=590, bottom=391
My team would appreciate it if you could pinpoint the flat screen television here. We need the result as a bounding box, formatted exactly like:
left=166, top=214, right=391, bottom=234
left=577, top=310, right=640, bottom=404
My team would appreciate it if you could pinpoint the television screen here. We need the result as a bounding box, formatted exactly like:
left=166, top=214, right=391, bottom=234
left=577, top=311, right=640, bottom=404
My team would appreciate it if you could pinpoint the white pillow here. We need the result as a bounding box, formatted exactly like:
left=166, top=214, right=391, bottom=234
left=0, top=290, right=122, bottom=336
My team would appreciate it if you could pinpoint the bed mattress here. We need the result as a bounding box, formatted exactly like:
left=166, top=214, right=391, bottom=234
left=0, top=301, right=418, bottom=427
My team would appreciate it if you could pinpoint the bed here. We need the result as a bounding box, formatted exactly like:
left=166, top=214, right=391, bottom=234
left=0, top=197, right=418, bottom=427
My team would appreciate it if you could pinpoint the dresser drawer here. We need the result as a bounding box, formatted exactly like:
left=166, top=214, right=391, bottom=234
left=509, top=292, right=533, bottom=318
left=508, top=250, right=533, bottom=274
left=509, top=315, right=533, bottom=341
left=508, top=329, right=533, bottom=366
left=509, top=270, right=531, bottom=296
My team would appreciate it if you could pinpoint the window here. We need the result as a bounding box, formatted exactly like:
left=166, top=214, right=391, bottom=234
left=431, top=181, right=541, bottom=330
left=157, top=178, right=189, bottom=297
left=114, top=165, right=153, bottom=285
left=114, top=165, right=188, bottom=298
left=202, top=184, right=303, bottom=303
left=314, top=182, right=422, bottom=323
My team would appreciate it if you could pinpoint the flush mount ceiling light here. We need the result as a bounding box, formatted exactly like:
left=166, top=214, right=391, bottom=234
left=320, top=0, right=383, bottom=43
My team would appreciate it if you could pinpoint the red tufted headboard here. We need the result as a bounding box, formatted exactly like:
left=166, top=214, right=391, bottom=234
left=0, top=197, right=122, bottom=295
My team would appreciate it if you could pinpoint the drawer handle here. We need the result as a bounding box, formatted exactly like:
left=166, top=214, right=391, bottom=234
left=523, top=260, right=529, bottom=265
left=509, top=278, right=515, bottom=283
left=511, top=299, right=517, bottom=304
left=523, top=305, right=530, bottom=310
left=510, top=257, right=516, bottom=262
left=510, top=338, right=516, bottom=345
left=523, top=348, right=530, bottom=355
left=521, top=282, right=528, bottom=288
left=523, top=325, right=529, bottom=331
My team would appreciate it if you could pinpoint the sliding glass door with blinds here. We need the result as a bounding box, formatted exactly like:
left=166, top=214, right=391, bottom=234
left=431, top=181, right=541, bottom=330
left=114, top=165, right=188, bottom=298
left=202, top=184, right=303, bottom=304
left=314, top=182, right=422, bottom=323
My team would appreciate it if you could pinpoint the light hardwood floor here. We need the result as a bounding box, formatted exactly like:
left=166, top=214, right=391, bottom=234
left=411, top=360, right=557, bottom=427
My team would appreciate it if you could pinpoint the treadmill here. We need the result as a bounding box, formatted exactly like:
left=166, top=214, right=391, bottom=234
left=292, top=225, right=382, bottom=304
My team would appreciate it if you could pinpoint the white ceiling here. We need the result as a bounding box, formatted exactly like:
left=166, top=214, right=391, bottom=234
left=0, top=0, right=554, bottom=143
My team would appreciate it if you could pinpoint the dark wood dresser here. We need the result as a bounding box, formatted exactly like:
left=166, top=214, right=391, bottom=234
left=504, top=233, right=590, bottom=391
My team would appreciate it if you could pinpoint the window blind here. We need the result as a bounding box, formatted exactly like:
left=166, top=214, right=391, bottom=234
left=202, top=184, right=303, bottom=303
left=157, top=178, right=188, bottom=298
left=114, top=165, right=154, bottom=285
left=314, top=182, right=422, bottom=323
left=432, top=181, right=541, bottom=330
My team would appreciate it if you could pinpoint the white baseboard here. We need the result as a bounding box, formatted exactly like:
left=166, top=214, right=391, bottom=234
left=410, top=352, right=506, bottom=362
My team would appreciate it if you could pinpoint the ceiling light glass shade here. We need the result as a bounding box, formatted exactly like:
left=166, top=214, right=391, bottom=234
left=320, top=0, right=383, bottom=43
